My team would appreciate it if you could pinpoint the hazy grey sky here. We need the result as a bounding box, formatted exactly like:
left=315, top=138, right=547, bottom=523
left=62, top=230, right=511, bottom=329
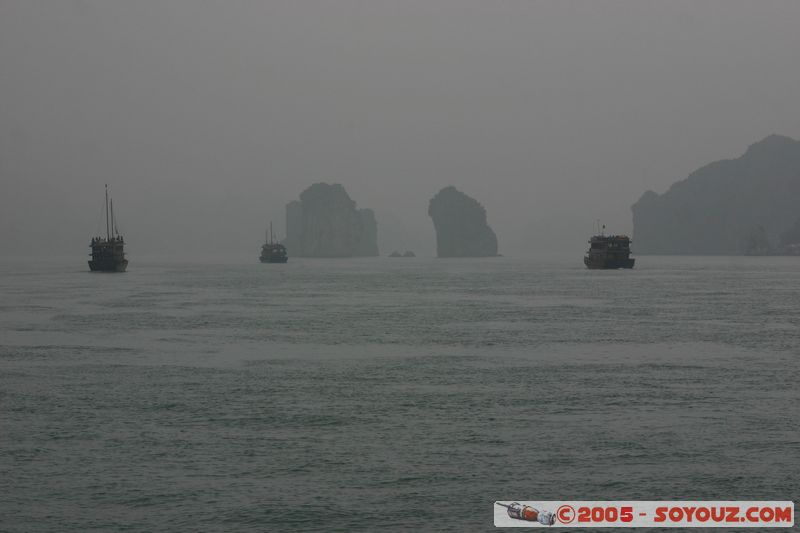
left=2, top=0, right=799, bottom=258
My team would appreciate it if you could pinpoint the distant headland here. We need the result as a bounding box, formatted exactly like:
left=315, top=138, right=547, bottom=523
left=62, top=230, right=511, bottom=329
left=632, top=135, right=800, bottom=255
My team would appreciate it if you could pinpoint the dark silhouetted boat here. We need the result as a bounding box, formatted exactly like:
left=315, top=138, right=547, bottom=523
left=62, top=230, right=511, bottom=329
left=584, top=229, right=635, bottom=269
left=260, top=222, right=288, bottom=263
left=89, top=185, right=128, bottom=272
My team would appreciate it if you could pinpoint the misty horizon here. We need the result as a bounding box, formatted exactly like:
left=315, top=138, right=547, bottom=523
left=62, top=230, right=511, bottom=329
left=2, top=1, right=799, bottom=258
left=2, top=3, right=799, bottom=529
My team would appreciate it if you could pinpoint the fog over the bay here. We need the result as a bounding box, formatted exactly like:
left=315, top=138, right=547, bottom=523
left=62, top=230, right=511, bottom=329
left=2, top=1, right=799, bottom=259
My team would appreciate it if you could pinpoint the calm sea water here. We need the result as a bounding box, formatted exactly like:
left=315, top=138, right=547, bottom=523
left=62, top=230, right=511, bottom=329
left=1, top=256, right=798, bottom=531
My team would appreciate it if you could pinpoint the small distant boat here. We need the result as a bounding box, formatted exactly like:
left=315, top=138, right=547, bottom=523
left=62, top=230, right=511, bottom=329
left=584, top=229, right=635, bottom=269
left=89, top=185, right=128, bottom=272
left=389, top=250, right=416, bottom=257
left=260, top=222, right=288, bottom=263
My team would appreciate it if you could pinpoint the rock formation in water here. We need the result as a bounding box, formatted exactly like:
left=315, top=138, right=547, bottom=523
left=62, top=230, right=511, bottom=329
left=283, top=183, right=379, bottom=257
left=428, top=186, right=498, bottom=257
left=631, top=135, right=800, bottom=254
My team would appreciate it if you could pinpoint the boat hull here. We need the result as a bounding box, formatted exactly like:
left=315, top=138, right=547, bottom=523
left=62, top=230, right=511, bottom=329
left=260, top=242, right=288, bottom=263
left=584, top=255, right=635, bottom=269
left=88, top=259, right=128, bottom=272
left=259, top=257, right=288, bottom=264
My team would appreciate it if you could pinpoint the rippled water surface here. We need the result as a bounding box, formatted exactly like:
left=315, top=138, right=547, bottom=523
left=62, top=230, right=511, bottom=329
left=1, top=256, right=798, bottom=531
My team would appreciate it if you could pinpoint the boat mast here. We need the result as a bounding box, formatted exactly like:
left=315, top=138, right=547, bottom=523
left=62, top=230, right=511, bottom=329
left=105, top=184, right=110, bottom=240
left=270, top=221, right=274, bottom=244
left=110, top=198, right=116, bottom=237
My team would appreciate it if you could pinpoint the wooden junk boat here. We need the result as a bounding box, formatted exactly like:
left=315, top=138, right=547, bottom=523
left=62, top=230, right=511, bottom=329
left=89, top=185, right=128, bottom=272
left=260, top=222, right=288, bottom=264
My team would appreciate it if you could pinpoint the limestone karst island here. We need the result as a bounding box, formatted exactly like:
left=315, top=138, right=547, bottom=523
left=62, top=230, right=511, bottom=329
left=632, top=134, right=800, bottom=255
left=428, top=186, right=499, bottom=258
left=283, top=183, right=378, bottom=258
